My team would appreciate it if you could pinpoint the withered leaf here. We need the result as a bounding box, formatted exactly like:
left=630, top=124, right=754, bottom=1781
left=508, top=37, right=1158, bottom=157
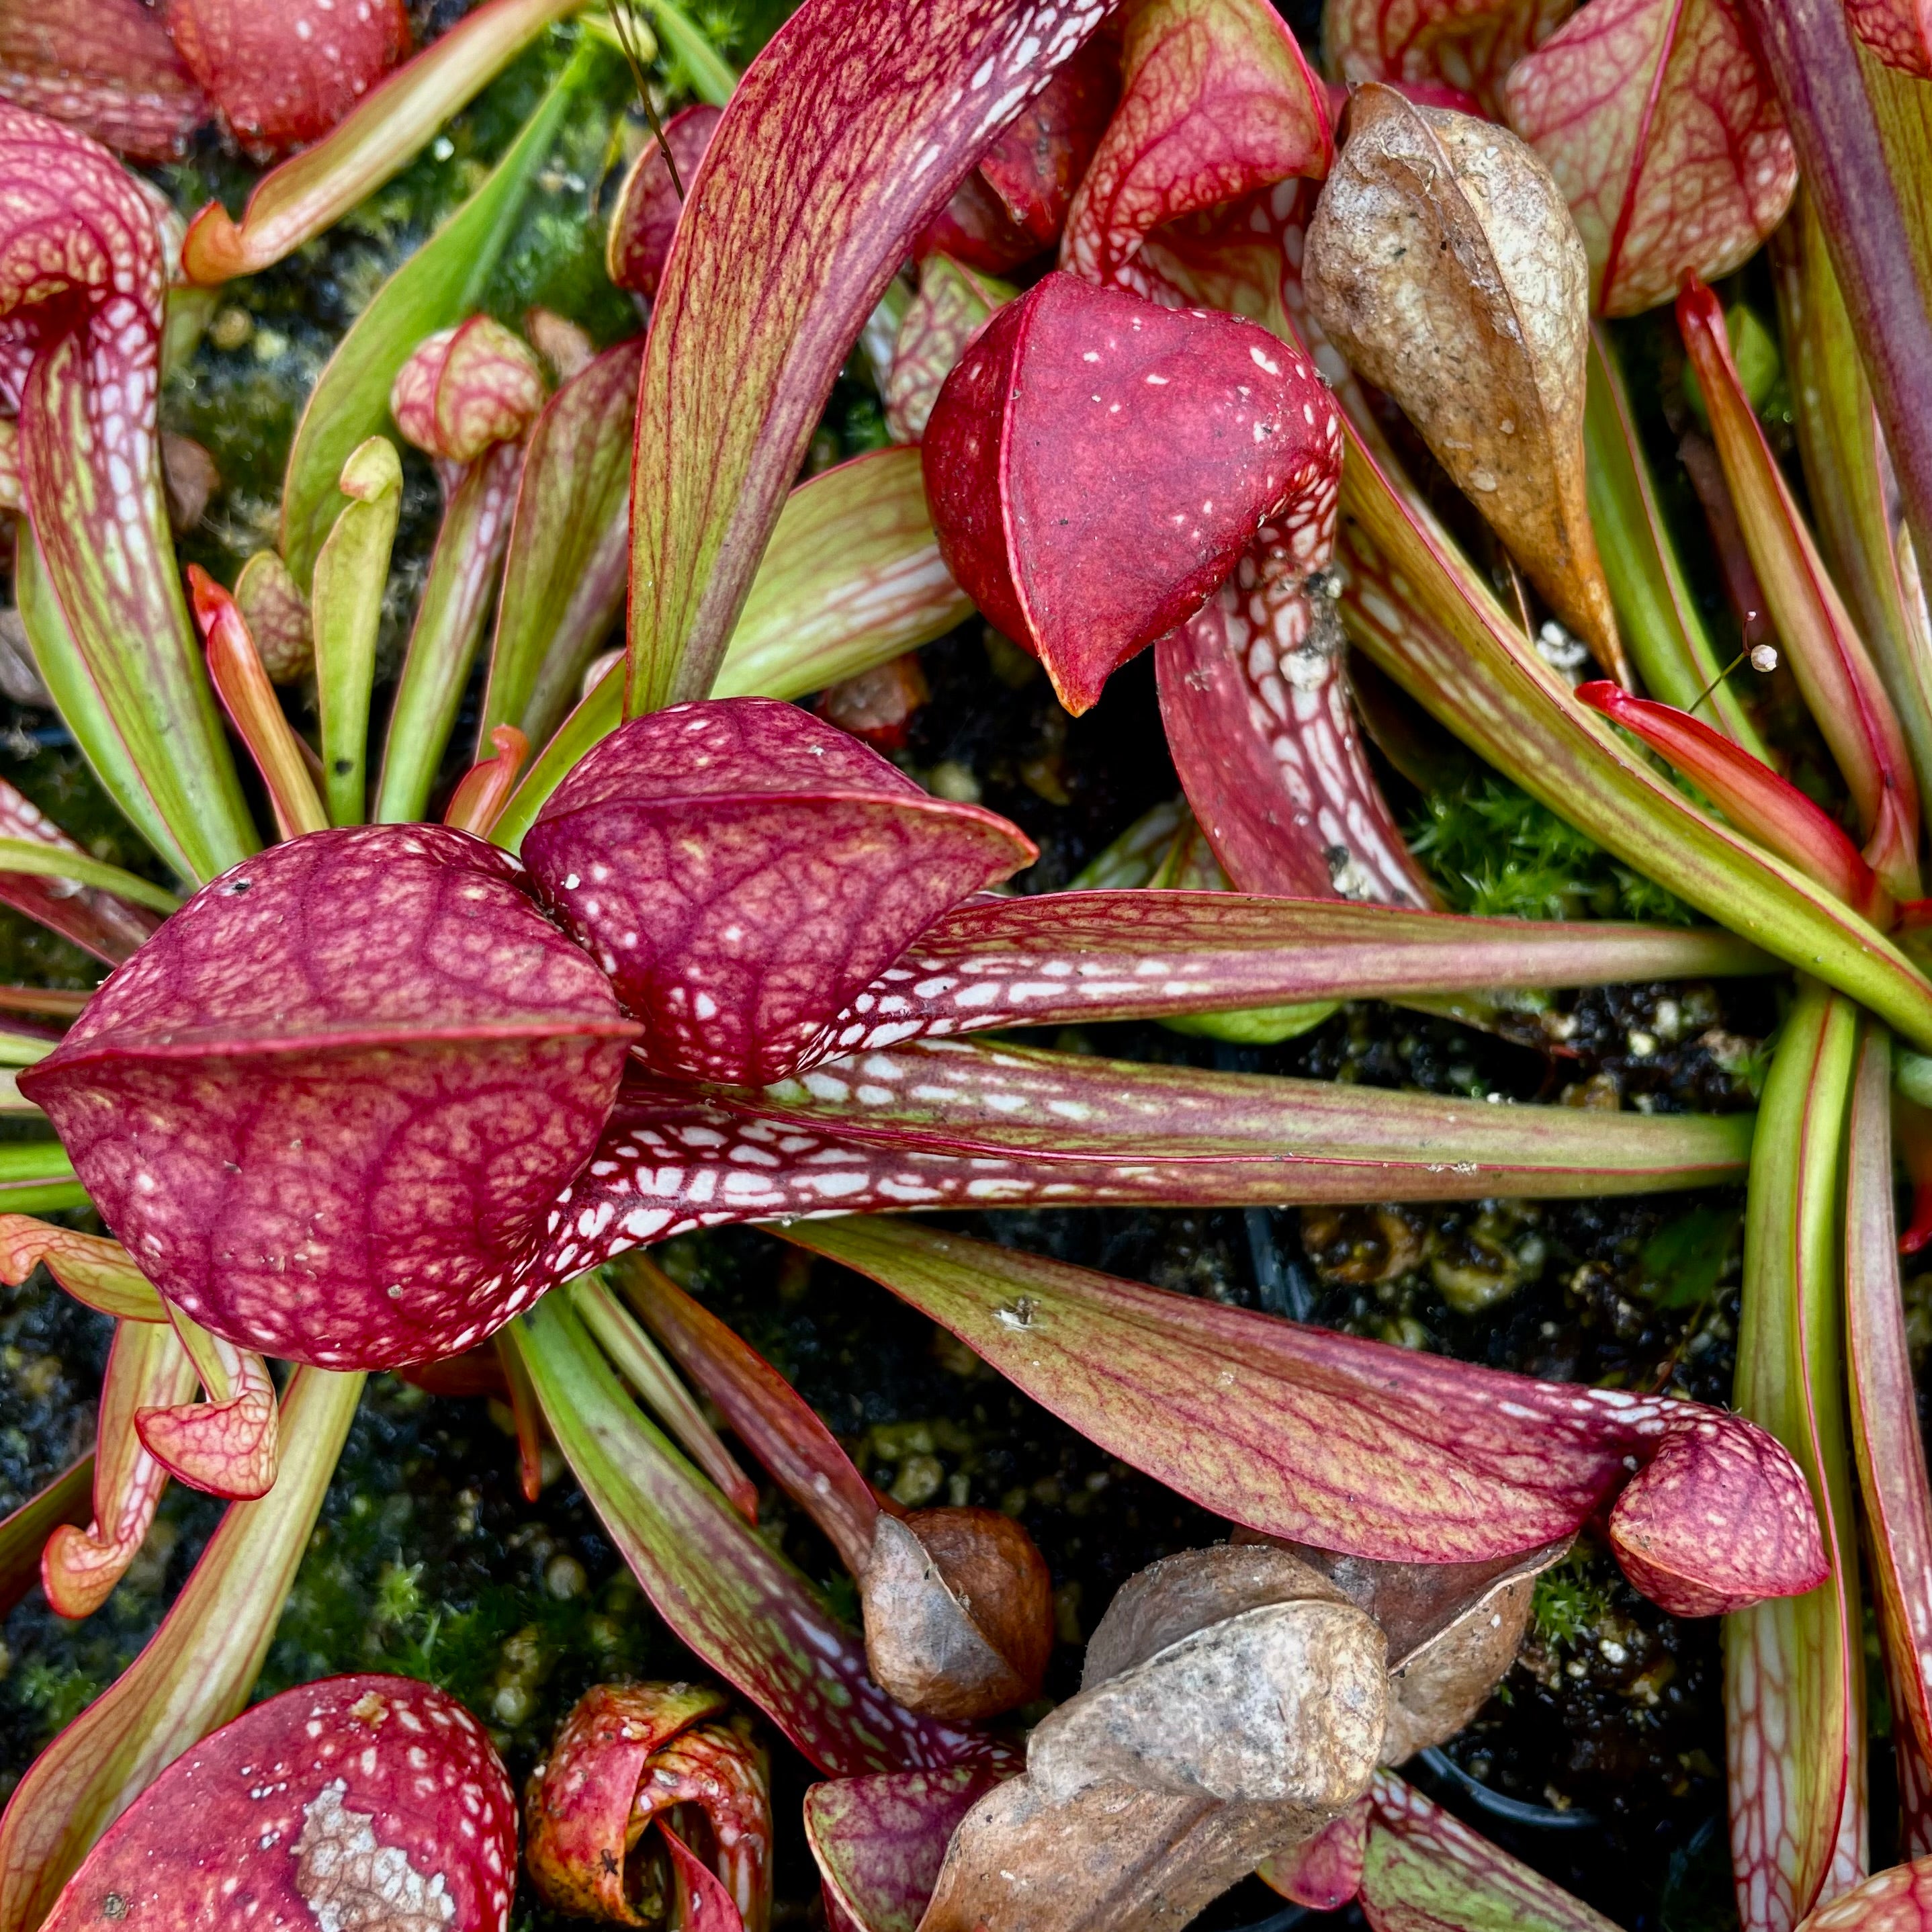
left=917, top=1546, right=1388, bottom=1931
left=1304, top=83, right=1628, bottom=682
left=1274, top=1535, right=1571, bottom=1763
left=860, top=1509, right=1053, bottom=1720
left=916, top=1777, right=1332, bottom=1932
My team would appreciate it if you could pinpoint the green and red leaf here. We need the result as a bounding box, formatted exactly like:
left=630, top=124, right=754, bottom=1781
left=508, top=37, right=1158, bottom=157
left=620, top=1256, right=881, bottom=1575
left=0, top=102, right=256, bottom=883
left=884, top=255, right=1015, bottom=445
left=625, top=0, right=1112, bottom=710
left=1576, top=681, right=1888, bottom=920
left=1585, top=326, right=1767, bottom=749
left=828, top=887, right=1769, bottom=1043
left=1344, top=1773, right=1618, bottom=1930
left=1847, top=1030, right=1932, bottom=1870
left=1323, top=0, right=1571, bottom=114
left=1847, top=0, right=1932, bottom=77
left=607, top=105, right=723, bottom=299
left=1797, top=1861, right=1932, bottom=1931
left=804, top=1767, right=1006, bottom=1932
left=524, top=1681, right=771, bottom=1929
left=777, top=1217, right=1823, bottom=1610
left=1059, top=0, right=1330, bottom=290
left=510, top=1293, right=1011, bottom=1779
left=499, top=449, right=973, bottom=846
left=0, top=777, right=159, bottom=966
left=0, top=1456, right=90, bottom=1621
left=277, top=46, right=585, bottom=582
left=0, top=1366, right=364, bottom=1932
left=181, top=0, right=581, bottom=282
left=1733, top=0, right=1932, bottom=594
left=40, top=1317, right=195, bottom=1620
left=1773, top=192, right=1932, bottom=811
left=1503, top=0, right=1796, bottom=314
left=481, top=337, right=645, bottom=751
left=1333, top=404, right=1932, bottom=1052
left=1726, top=983, right=1865, bottom=1932
left=1677, top=275, right=1921, bottom=897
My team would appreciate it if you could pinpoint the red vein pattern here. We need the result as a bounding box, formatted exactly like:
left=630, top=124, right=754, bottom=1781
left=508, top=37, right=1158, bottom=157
left=1726, top=987, right=1865, bottom=1932
left=0, top=0, right=207, bottom=159
left=805, top=1767, right=1007, bottom=1932
left=1798, top=1861, right=1932, bottom=1932
left=0, top=101, right=251, bottom=881
left=1156, top=554, right=1436, bottom=902
left=831, top=890, right=1763, bottom=1045
left=515, top=1297, right=1014, bottom=1780
left=40, top=1317, right=195, bottom=1620
left=627, top=0, right=1114, bottom=706
left=1847, top=1033, right=1932, bottom=1866
left=1059, top=0, right=1330, bottom=288
left=1097, top=179, right=1428, bottom=906
left=505, top=1035, right=1752, bottom=1302
left=1845, top=0, right=1932, bottom=75
left=20, top=827, right=638, bottom=1370
left=1323, top=0, right=1573, bottom=112
left=134, top=1327, right=277, bottom=1501
left=1503, top=0, right=1796, bottom=315
left=780, top=1217, right=1820, bottom=1606
left=1354, top=1773, right=1619, bottom=1928
left=521, top=703, right=1033, bottom=1088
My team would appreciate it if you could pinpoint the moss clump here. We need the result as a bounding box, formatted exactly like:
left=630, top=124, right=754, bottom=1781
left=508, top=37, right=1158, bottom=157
left=1409, top=771, right=1695, bottom=925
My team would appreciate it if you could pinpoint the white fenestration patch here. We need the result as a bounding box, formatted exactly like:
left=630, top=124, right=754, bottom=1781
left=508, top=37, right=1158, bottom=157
left=295, top=1782, right=456, bottom=1931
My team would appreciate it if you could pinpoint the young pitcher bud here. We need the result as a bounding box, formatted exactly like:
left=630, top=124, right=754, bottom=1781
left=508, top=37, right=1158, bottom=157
left=390, top=315, right=547, bottom=466
left=525, top=1681, right=773, bottom=1929
left=607, top=105, right=722, bottom=301
left=233, top=549, right=314, bottom=683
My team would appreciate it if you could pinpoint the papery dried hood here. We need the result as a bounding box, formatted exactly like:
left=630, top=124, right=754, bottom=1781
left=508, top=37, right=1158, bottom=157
left=1305, top=85, right=1623, bottom=680
left=19, top=826, right=638, bottom=1369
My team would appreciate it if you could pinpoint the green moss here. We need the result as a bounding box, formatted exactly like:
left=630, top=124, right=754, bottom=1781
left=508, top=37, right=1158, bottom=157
left=1532, top=1552, right=1620, bottom=1651
left=257, top=1378, right=675, bottom=1762
left=1409, top=771, right=1696, bottom=924
left=11, top=1661, right=101, bottom=1737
